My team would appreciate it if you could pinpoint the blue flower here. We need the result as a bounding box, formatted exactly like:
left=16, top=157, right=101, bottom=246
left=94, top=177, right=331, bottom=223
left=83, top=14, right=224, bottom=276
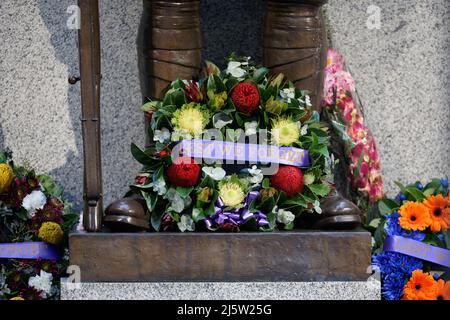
left=394, top=192, right=407, bottom=203
left=416, top=182, right=423, bottom=190
left=373, top=251, right=423, bottom=300
left=382, top=272, right=406, bottom=300
left=441, top=177, right=449, bottom=189
left=384, top=211, right=426, bottom=242
left=373, top=251, right=423, bottom=276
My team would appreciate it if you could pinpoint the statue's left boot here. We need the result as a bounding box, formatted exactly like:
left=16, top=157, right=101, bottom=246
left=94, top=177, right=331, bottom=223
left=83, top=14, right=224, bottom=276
left=103, top=194, right=150, bottom=232
left=314, top=194, right=362, bottom=229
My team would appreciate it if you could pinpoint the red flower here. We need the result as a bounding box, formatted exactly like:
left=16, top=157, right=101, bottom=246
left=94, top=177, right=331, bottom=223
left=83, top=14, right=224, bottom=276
left=183, top=81, right=203, bottom=103
left=159, top=149, right=170, bottom=158
left=166, top=157, right=201, bottom=187
left=270, top=166, right=304, bottom=197
left=230, top=82, right=260, bottom=115
left=134, top=174, right=147, bottom=185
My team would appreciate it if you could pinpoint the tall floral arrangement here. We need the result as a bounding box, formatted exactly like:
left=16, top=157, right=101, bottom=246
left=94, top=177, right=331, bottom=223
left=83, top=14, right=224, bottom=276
left=322, top=49, right=384, bottom=209
left=369, top=177, right=450, bottom=300
left=0, top=150, right=79, bottom=300
left=132, top=56, right=335, bottom=232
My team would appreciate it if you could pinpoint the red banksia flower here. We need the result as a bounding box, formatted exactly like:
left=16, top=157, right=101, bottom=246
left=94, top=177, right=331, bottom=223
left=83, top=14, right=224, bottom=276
left=231, top=82, right=260, bottom=115
left=270, top=166, right=304, bottom=197
left=166, top=157, right=201, bottom=187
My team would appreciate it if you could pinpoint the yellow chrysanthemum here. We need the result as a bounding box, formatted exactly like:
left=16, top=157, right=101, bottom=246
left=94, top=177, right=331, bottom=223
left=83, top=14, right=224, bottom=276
left=38, top=222, right=63, bottom=245
left=172, top=103, right=210, bottom=136
left=0, top=163, right=14, bottom=193
left=271, top=117, right=300, bottom=146
left=219, top=182, right=246, bottom=207
left=10, top=296, right=25, bottom=300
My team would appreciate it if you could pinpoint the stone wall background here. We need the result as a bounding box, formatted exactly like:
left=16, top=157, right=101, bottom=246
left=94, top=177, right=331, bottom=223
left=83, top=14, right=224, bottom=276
left=0, top=0, right=448, bottom=210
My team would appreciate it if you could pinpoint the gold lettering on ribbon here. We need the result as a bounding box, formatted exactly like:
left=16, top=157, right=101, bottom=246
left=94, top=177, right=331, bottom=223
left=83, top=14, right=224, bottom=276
left=235, top=145, right=245, bottom=160
left=30, top=243, right=40, bottom=257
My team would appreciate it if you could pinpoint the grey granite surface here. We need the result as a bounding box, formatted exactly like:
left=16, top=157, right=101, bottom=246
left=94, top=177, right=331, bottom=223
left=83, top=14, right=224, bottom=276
left=61, top=280, right=381, bottom=300
left=0, top=0, right=449, bottom=210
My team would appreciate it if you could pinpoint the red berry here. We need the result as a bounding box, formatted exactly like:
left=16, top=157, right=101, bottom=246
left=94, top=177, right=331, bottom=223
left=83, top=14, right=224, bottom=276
left=230, top=82, right=260, bottom=115
left=270, top=166, right=304, bottom=197
left=166, top=157, right=201, bottom=187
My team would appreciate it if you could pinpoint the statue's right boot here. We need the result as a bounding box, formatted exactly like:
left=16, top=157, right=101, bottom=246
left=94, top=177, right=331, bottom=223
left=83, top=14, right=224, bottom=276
left=103, top=0, right=202, bottom=231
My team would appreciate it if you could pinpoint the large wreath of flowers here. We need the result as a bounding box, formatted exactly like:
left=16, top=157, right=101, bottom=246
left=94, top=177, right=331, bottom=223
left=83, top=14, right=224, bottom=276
left=0, top=150, right=78, bottom=300
left=131, top=56, right=336, bottom=232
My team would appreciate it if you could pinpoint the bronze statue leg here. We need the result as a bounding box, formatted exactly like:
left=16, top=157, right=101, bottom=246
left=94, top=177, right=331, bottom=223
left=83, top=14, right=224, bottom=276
left=263, top=0, right=328, bottom=110
left=105, top=0, right=202, bottom=231
left=264, top=0, right=361, bottom=229
left=137, top=0, right=202, bottom=100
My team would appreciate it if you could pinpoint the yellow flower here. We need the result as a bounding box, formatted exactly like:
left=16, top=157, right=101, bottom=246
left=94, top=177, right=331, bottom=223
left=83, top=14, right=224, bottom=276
left=0, top=163, right=14, bottom=193
left=271, top=117, right=300, bottom=146
left=10, top=296, right=25, bottom=300
left=219, top=181, right=246, bottom=207
left=172, top=103, right=210, bottom=136
left=38, top=222, right=63, bottom=245
left=207, top=90, right=227, bottom=111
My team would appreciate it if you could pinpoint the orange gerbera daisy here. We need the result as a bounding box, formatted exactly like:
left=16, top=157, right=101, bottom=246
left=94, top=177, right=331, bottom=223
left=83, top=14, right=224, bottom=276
left=423, top=194, right=450, bottom=232
left=398, top=201, right=431, bottom=231
left=403, top=270, right=437, bottom=300
left=435, top=279, right=450, bottom=300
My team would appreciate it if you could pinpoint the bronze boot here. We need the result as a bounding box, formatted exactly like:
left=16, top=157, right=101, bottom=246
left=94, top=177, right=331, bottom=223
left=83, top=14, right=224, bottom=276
left=104, top=194, right=150, bottom=232
left=103, top=0, right=202, bottom=232
left=314, top=194, right=362, bottom=229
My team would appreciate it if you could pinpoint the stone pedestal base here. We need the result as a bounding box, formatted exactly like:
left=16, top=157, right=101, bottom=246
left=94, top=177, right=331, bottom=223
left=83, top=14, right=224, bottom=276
left=60, top=280, right=381, bottom=300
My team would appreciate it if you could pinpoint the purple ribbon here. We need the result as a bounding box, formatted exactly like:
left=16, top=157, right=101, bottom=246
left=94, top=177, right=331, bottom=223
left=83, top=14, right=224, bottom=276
left=384, top=235, right=450, bottom=268
left=205, top=191, right=269, bottom=229
left=0, top=242, right=61, bottom=260
left=176, top=139, right=310, bottom=168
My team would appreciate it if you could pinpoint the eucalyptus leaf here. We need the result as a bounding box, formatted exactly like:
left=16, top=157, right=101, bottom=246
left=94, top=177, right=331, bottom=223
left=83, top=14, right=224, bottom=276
left=176, top=187, right=194, bottom=198
left=378, top=199, right=399, bottom=216
left=307, top=184, right=330, bottom=197
left=131, top=143, right=154, bottom=165
left=151, top=210, right=164, bottom=231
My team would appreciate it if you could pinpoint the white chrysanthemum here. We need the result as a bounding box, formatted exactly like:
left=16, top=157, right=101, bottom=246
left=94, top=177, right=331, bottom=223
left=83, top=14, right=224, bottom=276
left=28, top=270, right=53, bottom=298
left=276, top=208, right=295, bottom=225
left=178, top=214, right=195, bottom=232
left=22, top=190, right=46, bottom=216
left=271, top=117, right=300, bottom=146
left=219, top=181, right=246, bottom=207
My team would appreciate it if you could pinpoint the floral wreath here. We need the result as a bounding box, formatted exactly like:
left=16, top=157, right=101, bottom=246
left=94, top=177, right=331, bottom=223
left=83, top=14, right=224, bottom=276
left=131, top=55, right=336, bottom=232
left=369, top=177, right=450, bottom=300
left=0, top=150, right=78, bottom=300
